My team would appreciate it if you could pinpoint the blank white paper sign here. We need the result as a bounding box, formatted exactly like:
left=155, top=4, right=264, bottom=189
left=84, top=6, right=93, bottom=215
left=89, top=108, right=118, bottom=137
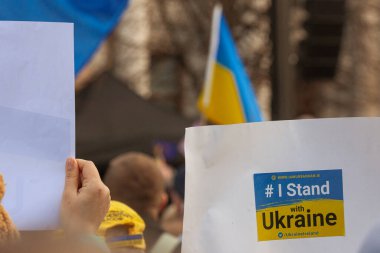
left=0, top=21, right=75, bottom=230
left=183, top=118, right=380, bottom=253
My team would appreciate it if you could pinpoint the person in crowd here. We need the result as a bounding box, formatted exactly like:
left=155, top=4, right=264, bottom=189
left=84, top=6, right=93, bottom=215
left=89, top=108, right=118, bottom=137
left=160, top=167, right=185, bottom=253
left=104, top=152, right=170, bottom=251
left=99, top=200, right=146, bottom=253
left=160, top=167, right=185, bottom=237
left=0, top=158, right=112, bottom=253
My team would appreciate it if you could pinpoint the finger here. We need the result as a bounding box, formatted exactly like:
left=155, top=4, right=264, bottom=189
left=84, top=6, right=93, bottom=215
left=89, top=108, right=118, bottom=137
left=64, top=157, right=79, bottom=195
left=76, top=159, right=101, bottom=182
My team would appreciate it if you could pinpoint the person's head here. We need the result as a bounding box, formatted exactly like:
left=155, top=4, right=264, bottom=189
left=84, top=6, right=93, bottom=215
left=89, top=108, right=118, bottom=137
left=104, top=152, right=167, bottom=220
left=99, top=200, right=146, bottom=253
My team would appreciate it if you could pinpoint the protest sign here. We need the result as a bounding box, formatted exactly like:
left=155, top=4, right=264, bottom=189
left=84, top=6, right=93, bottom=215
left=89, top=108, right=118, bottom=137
left=183, top=118, right=380, bottom=252
left=0, top=22, right=75, bottom=230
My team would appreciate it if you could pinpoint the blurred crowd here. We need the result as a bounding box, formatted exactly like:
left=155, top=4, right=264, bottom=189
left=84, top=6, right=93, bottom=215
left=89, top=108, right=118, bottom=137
left=0, top=143, right=186, bottom=253
left=3, top=0, right=380, bottom=252
left=0, top=2, right=191, bottom=249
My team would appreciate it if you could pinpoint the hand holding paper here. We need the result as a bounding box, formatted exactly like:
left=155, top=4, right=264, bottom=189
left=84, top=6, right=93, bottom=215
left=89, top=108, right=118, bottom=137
left=61, top=158, right=110, bottom=235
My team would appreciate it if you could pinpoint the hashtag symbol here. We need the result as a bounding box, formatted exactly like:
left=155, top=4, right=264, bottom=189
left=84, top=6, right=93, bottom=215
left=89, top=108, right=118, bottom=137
left=265, top=184, right=274, bottom=198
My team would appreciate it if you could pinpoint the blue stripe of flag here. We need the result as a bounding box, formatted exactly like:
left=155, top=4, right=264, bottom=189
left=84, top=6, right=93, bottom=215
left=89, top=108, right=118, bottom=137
left=0, top=0, right=129, bottom=74
left=216, top=15, right=263, bottom=122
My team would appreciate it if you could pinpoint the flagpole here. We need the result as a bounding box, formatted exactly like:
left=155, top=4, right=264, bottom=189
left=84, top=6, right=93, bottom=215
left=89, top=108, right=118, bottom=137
left=202, top=4, right=223, bottom=108
left=198, top=4, right=223, bottom=126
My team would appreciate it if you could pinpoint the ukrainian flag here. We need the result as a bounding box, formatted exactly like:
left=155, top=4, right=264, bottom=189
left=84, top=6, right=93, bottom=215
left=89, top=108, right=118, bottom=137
left=198, top=5, right=263, bottom=124
left=0, top=0, right=129, bottom=74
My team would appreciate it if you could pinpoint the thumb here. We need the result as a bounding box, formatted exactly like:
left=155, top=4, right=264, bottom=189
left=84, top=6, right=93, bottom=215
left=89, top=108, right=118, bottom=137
left=64, top=157, right=79, bottom=195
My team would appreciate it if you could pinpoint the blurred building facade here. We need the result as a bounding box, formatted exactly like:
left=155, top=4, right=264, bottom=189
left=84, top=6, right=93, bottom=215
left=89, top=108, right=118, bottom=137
left=80, top=0, right=380, bottom=121
left=295, top=0, right=380, bottom=118
left=320, top=0, right=380, bottom=117
left=109, top=0, right=272, bottom=120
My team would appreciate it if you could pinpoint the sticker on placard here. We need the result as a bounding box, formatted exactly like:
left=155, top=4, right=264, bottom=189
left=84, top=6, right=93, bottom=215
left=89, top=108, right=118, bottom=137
left=253, top=169, right=345, bottom=241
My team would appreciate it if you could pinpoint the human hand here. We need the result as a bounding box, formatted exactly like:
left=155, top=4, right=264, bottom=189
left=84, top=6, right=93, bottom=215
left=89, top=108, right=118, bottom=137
left=60, top=158, right=111, bottom=235
left=155, top=158, right=174, bottom=187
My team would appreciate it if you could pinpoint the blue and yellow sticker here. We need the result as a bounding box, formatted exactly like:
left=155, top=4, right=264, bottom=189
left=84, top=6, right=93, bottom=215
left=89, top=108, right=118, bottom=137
left=253, top=169, right=345, bottom=241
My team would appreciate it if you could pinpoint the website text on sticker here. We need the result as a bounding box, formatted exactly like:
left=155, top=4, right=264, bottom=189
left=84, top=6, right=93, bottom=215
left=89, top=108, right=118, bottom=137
left=253, top=169, right=345, bottom=241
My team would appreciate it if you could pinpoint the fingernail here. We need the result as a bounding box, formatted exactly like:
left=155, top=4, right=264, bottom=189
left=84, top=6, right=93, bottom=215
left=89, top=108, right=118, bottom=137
left=66, top=158, right=74, bottom=171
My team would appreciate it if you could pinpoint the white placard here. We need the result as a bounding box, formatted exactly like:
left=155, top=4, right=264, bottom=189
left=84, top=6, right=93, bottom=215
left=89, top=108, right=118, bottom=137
left=183, top=118, right=380, bottom=252
left=0, top=21, right=75, bottom=230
